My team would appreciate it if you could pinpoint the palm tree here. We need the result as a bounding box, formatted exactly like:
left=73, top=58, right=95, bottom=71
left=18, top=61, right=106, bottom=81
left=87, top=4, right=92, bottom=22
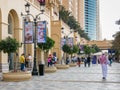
left=59, top=5, right=90, bottom=40
left=80, top=31, right=90, bottom=40
left=59, top=5, right=71, bottom=23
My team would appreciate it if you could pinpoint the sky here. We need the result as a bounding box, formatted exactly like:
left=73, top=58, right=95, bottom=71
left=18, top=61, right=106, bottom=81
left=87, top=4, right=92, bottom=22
left=99, top=0, right=120, bottom=40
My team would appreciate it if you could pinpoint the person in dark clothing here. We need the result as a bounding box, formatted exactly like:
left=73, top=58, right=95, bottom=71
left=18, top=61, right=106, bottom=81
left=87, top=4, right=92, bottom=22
left=108, top=54, right=112, bottom=66
left=66, top=57, right=69, bottom=65
left=25, top=56, right=29, bottom=68
left=77, top=57, right=81, bottom=67
left=84, top=57, right=87, bottom=67
left=87, top=55, right=91, bottom=67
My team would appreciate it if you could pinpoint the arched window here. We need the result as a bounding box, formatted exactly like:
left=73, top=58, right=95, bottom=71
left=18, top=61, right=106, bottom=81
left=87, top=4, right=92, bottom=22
left=8, top=14, right=13, bottom=34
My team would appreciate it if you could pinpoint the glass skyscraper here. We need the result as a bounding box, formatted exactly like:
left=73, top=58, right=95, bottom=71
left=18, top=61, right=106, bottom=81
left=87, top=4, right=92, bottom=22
left=84, top=0, right=98, bottom=40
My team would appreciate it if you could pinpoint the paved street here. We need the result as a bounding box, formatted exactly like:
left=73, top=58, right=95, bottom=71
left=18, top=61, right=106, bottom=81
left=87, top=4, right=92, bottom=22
left=0, top=62, right=120, bottom=90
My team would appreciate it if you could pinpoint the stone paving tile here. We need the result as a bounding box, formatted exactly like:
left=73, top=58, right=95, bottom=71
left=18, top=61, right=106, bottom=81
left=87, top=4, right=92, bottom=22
left=0, top=62, right=120, bottom=90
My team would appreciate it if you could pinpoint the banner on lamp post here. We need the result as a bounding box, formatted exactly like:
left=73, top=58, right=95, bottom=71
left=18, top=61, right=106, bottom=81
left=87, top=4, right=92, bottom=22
left=67, top=37, right=73, bottom=47
left=61, top=38, right=66, bottom=49
left=37, top=21, right=46, bottom=43
left=24, top=22, right=34, bottom=44
left=79, top=45, right=84, bottom=53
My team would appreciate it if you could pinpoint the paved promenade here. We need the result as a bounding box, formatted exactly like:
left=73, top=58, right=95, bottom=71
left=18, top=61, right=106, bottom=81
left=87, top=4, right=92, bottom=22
left=0, top=62, right=120, bottom=90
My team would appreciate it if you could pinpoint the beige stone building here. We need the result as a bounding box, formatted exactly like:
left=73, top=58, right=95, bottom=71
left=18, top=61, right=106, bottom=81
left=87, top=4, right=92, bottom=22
left=0, top=0, right=101, bottom=73
left=50, top=0, right=77, bottom=61
left=60, top=0, right=85, bottom=46
left=87, top=40, right=112, bottom=50
left=51, top=20, right=74, bottom=61
left=0, top=0, right=76, bottom=73
left=61, top=0, right=84, bottom=30
left=0, top=0, right=51, bottom=72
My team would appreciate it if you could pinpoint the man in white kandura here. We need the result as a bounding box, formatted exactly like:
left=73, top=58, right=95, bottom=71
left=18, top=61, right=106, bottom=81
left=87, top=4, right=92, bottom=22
left=99, top=52, right=108, bottom=80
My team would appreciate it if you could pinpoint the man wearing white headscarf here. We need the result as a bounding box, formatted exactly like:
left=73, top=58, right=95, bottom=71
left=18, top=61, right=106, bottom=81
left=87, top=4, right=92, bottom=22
left=99, top=52, right=108, bottom=79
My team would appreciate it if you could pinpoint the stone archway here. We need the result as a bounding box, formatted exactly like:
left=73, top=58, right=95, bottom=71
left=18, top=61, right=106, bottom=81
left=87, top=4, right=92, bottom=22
left=8, top=9, right=19, bottom=70
left=3, top=9, right=32, bottom=81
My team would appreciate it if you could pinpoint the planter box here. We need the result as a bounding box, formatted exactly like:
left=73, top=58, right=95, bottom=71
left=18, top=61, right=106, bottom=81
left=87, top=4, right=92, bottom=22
left=45, top=67, right=57, bottom=73
left=2, top=72, right=32, bottom=82
left=55, top=64, right=69, bottom=69
left=69, top=63, right=77, bottom=67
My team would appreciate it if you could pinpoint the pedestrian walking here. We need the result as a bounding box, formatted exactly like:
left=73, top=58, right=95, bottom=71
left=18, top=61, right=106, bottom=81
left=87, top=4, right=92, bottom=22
left=47, top=57, right=51, bottom=67
left=27, top=54, right=33, bottom=70
left=53, top=55, right=57, bottom=64
left=83, top=57, right=87, bottom=67
left=47, top=54, right=52, bottom=67
left=108, top=54, right=113, bottom=66
left=19, top=53, right=25, bottom=71
left=71, top=56, right=74, bottom=63
left=87, top=55, right=91, bottom=67
left=77, top=57, right=81, bottom=67
left=25, top=55, right=29, bottom=68
left=66, top=57, right=69, bottom=65
left=99, top=52, right=108, bottom=79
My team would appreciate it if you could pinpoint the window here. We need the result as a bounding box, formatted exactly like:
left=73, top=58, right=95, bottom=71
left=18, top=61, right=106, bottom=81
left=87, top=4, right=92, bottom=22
left=8, top=14, right=13, bottom=34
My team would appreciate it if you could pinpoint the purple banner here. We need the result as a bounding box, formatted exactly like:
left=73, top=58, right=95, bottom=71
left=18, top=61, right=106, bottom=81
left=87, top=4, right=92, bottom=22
left=67, top=37, right=73, bottom=47
left=61, top=38, right=66, bottom=49
left=79, top=45, right=84, bottom=51
left=24, top=22, right=33, bottom=44
left=37, top=21, right=46, bottom=43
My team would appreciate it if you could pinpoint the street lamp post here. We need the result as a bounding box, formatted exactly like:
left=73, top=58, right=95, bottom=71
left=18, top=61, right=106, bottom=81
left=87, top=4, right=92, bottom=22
left=62, top=27, right=73, bottom=44
left=22, top=0, right=45, bottom=75
left=61, top=27, right=73, bottom=64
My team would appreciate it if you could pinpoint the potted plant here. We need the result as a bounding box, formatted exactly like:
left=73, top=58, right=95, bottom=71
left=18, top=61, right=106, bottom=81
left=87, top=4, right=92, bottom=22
left=0, top=36, right=19, bottom=71
left=37, top=36, right=57, bottom=73
left=0, top=36, right=31, bottom=81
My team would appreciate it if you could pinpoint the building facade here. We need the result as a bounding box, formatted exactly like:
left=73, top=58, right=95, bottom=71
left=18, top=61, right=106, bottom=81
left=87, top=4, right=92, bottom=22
left=0, top=0, right=51, bottom=72
left=0, top=0, right=101, bottom=73
left=61, top=0, right=101, bottom=40
left=61, top=0, right=84, bottom=30
left=0, top=0, right=74, bottom=73
left=88, top=40, right=112, bottom=50
left=78, top=0, right=85, bottom=30
left=96, top=0, right=101, bottom=40
left=84, top=0, right=100, bottom=40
